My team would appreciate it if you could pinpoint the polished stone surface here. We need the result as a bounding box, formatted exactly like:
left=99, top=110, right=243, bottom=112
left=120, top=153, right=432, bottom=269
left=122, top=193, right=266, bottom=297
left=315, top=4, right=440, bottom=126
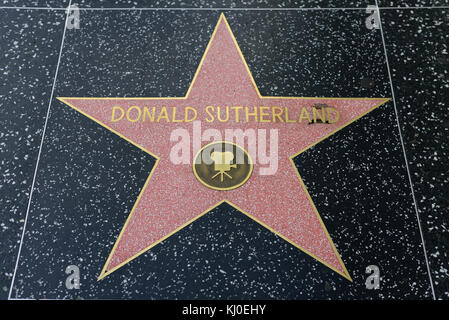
left=381, top=8, right=449, bottom=299
left=0, top=8, right=66, bottom=300
left=1, top=0, right=69, bottom=7
left=379, top=1, right=449, bottom=7
left=1, top=4, right=447, bottom=300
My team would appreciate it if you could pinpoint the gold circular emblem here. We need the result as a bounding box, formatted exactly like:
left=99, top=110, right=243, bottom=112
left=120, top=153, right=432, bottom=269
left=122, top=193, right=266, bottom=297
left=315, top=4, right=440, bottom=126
left=193, top=141, right=253, bottom=191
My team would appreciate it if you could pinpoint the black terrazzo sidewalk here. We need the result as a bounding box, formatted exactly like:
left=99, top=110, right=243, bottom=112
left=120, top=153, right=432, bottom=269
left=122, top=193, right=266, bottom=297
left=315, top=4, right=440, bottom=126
left=1, top=1, right=447, bottom=300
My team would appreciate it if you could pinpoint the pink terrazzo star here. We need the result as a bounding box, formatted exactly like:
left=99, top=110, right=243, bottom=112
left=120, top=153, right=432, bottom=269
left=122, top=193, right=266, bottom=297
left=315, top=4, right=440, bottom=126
left=58, top=14, right=389, bottom=281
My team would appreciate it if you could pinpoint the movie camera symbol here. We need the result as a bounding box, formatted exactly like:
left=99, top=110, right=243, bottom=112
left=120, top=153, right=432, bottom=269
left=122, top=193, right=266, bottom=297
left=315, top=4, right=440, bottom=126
left=210, top=151, right=237, bottom=182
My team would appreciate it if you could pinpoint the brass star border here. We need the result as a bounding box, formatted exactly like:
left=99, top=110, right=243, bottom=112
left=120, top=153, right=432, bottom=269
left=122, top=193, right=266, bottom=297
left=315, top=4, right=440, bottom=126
left=57, top=14, right=390, bottom=282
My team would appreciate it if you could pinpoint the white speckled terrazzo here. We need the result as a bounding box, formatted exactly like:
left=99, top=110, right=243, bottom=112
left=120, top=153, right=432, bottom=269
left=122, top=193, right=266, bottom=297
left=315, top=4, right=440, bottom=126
left=1, top=2, right=448, bottom=300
